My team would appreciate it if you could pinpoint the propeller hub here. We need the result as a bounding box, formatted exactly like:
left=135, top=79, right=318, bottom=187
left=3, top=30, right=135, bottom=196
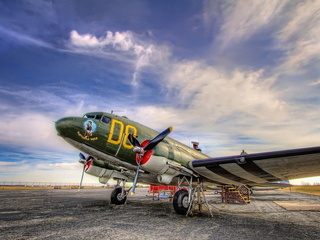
left=79, top=159, right=87, bottom=164
left=133, top=146, right=144, bottom=154
left=127, top=127, right=173, bottom=194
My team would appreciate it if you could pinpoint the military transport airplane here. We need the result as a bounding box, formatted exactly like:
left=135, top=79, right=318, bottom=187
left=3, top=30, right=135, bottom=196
left=55, top=112, right=320, bottom=215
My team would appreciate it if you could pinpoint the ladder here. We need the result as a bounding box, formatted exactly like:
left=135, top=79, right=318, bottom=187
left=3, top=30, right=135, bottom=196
left=220, top=185, right=250, bottom=204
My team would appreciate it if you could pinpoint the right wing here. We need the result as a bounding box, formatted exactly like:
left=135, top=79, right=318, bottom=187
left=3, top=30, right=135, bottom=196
left=189, top=146, right=320, bottom=186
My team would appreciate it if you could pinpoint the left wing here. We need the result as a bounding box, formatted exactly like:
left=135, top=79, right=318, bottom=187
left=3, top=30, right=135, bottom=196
left=189, top=146, right=320, bottom=186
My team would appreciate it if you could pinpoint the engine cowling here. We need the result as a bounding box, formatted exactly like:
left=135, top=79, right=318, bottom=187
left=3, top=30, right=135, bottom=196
left=157, top=174, right=175, bottom=185
left=139, top=155, right=180, bottom=184
left=84, top=160, right=128, bottom=184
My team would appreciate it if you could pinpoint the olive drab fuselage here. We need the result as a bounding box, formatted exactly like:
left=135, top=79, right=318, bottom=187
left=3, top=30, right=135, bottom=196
left=55, top=111, right=320, bottom=190
left=55, top=112, right=210, bottom=170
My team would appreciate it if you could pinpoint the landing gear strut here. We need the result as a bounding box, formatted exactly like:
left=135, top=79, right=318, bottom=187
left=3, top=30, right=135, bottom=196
left=110, top=179, right=131, bottom=205
left=173, top=176, right=213, bottom=217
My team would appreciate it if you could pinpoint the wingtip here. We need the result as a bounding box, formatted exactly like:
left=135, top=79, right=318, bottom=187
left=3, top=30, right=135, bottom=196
left=169, top=126, right=173, bottom=132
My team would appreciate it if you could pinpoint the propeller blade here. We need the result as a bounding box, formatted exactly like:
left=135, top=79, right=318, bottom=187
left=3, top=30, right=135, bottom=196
left=128, top=134, right=141, bottom=147
left=78, top=164, right=85, bottom=191
left=144, top=127, right=173, bottom=151
left=131, top=163, right=141, bottom=195
left=79, top=152, right=86, bottom=160
left=129, top=127, right=173, bottom=195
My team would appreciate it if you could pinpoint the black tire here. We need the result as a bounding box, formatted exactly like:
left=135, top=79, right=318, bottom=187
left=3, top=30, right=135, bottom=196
left=173, top=189, right=189, bottom=215
left=110, top=187, right=127, bottom=205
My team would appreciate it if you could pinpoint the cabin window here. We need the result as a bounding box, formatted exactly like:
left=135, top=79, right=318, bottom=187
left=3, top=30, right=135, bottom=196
left=102, top=116, right=111, bottom=124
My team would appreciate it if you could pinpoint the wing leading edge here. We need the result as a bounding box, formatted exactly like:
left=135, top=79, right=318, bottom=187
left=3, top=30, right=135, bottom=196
left=189, top=146, right=320, bottom=186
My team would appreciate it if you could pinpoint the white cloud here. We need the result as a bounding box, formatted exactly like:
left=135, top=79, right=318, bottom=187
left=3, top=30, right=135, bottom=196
left=0, top=112, right=67, bottom=151
left=39, top=162, right=80, bottom=170
left=204, top=1, right=320, bottom=75
left=2, top=1, right=320, bottom=184
left=70, top=30, right=102, bottom=47
left=0, top=26, right=52, bottom=48
left=309, top=79, right=320, bottom=86
left=165, top=61, right=286, bottom=123
left=196, top=1, right=320, bottom=154
left=131, top=59, right=319, bottom=155
left=204, top=0, right=288, bottom=49
left=275, top=0, right=320, bottom=71
left=70, top=30, right=144, bottom=53
left=0, top=161, right=89, bottom=183
left=69, top=30, right=171, bottom=86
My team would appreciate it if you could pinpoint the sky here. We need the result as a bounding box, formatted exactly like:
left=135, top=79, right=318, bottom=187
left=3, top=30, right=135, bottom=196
left=0, top=0, right=320, bottom=185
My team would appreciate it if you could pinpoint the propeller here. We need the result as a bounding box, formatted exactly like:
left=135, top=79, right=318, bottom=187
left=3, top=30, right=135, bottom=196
left=78, top=153, right=92, bottom=191
left=128, top=127, right=173, bottom=195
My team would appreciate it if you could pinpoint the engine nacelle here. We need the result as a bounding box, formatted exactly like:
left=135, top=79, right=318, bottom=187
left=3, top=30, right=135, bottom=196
left=157, top=174, right=174, bottom=185
left=140, top=155, right=180, bottom=184
left=85, top=162, right=128, bottom=184
left=141, top=156, right=175, bottom=175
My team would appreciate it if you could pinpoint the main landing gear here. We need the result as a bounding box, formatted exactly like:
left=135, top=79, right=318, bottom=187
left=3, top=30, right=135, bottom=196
left=110, top=179, right=131, bottom=205
left=173, top=176, right=213, bottom=217
left=173, top=189, right=189, bottom=215
left=110, top=177, right=213, bottom=217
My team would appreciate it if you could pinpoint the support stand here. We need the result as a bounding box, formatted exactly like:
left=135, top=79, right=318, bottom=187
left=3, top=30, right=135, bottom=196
left=177, top=176, right=213, bottom=217
left=186, top=178, right=213, bottom=217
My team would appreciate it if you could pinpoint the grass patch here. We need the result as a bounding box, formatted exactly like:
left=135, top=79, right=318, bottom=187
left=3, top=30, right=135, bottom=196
left=0, top=186, right=103, bottom=191
left=282, top=185, right=320, bottom=196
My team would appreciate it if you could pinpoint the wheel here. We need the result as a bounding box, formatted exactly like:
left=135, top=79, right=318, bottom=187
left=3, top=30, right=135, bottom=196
left=173, top=189, right=189, bottom=215
left=110, top=187, right=127, bottom=205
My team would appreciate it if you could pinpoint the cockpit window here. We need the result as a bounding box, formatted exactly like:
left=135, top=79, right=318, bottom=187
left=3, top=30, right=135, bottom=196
left=84, top=114, right=102, bottom=120
left=84, top=114, right=111, bottom=124
left=95, top=115, right=102, bottom=120
left=84, top=114, right=95, bottom=119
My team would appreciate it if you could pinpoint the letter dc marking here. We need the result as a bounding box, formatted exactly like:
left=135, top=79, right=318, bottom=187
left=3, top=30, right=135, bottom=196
left=107, top=119, right=137, bottom=149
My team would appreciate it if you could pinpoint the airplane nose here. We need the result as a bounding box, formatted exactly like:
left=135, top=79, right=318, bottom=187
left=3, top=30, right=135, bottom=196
left=55, top=117, right=74, bottom=137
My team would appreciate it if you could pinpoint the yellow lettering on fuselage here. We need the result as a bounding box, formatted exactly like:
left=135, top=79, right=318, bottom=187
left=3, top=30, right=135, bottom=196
left=123, top=125, right=137, bottom=149
left=107, top=119, right=137, bottom=149
left=107, top=119, right=124, bottom=145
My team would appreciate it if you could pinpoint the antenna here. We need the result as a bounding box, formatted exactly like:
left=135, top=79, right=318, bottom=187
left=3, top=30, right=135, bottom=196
left=191, top=141, right=202, bottom=152
left=111, top=110, right=125, bottom=115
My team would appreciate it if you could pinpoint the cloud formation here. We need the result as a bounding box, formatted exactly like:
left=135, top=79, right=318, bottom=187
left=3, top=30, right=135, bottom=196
left=209, top=0, right=288, bottom=49
left=165, top=62, right=285, bottom=121
left=1, top=1, right=319, bottom=184
left=69, top=30, right=170, bottom=86
left=275, top=1, right=320, bottom=71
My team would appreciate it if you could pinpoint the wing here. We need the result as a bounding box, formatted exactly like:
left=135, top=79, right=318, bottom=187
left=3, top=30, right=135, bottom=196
left=189, top=146, right=320, bottom=186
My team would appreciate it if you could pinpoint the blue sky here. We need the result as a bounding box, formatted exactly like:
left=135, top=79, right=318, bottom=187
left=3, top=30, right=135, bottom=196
left=0, top=0, right=319, bottom=185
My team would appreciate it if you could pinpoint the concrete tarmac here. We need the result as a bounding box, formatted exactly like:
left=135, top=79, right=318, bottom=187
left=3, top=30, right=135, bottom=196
left=0, top=188, right=319, bottom=240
